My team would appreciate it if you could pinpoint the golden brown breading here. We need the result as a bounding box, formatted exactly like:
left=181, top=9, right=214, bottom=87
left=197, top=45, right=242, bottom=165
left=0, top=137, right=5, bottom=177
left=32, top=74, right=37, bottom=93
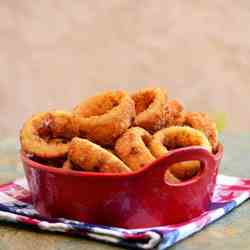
left=73, top=91, right=135, bottom=146
left=20, top=111, right=78, bottom=158
left=165, top=170, right=181, bottom=184
left=149, top=126, right=212, bottom=158
left=169, top=161, right=201, bottom=181
left=164, top=100, right=185, bottom=127
left=62, top=159, right=74, bottom=170
left=68, top=137, right=131, bottom=173
left=184, top=112, right=218, bottom=151
left=149, top=126, right=212, bottom=180
left=131, top=88, right=167, bottom=133
left=114, top=127, right=155, bottom=171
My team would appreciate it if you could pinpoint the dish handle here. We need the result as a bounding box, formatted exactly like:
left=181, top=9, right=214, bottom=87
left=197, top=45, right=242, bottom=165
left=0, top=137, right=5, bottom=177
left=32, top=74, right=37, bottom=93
left=143, top=146, right=217, bottom=185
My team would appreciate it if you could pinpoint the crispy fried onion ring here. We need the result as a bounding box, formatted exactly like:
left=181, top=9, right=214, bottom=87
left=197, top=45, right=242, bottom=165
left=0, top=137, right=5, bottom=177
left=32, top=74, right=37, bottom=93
left=68, top=137, right=131, bottom=173
left=168, top=161, right=202, bottom=181
left=62, top=160, right=74, bottom=170
left=131, top=88, right=167, bottom=133
left=184, top=112, right=218, bottom=151
left=164, top=100, right=185, bottom=127
left=20, top=111, right=78, bottom=158
left=73, top=91, right=135, bottom=146
left=62, top=159, right=83, bottom=171
left=115, top=127, right=155, bottom=171
left=165, top=170, right=181, bottom=184
left=149, top=126, right=212, bottom=180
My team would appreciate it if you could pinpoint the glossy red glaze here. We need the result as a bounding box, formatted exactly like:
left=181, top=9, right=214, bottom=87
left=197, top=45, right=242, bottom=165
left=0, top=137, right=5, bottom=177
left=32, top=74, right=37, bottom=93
left=21, top=145, right=223, bottom=229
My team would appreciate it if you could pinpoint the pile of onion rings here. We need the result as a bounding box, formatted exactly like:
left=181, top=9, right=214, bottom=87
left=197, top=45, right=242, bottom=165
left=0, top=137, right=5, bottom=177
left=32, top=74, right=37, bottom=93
left=20, top=87, right=219, bottom=182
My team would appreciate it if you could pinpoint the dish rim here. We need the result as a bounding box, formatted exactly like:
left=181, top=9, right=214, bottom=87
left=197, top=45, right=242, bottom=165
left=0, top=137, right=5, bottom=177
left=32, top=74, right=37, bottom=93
left=21, top=144, right=223, bottom=180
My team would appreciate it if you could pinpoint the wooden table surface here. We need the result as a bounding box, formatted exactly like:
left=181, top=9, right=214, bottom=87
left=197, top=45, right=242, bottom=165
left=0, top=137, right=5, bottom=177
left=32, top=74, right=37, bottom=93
left=0, top=135, right=249, bottom=250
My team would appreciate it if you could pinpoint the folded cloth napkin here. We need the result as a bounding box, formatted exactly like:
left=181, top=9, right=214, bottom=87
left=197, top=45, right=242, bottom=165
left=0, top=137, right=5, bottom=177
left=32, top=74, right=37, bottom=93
left=0, top=175, right=249, bottom=250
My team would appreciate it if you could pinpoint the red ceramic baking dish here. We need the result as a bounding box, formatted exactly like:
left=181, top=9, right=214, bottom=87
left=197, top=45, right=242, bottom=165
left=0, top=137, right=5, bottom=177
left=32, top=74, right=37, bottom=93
left=21, top=145, right=223, bottom=229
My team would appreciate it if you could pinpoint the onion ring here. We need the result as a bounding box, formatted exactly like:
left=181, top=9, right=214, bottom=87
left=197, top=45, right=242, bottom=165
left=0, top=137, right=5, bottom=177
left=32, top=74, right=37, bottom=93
left=131, top=88, right=167, bottom=133
left=62, top=159, right=83, bottom=171
left=184, top=112, right=218, bottom=151
left=169, top=160, right=202, bottom=181
left=68, top=137, right=131, bottom=173
left=62, top=160, right=74, bottom=170
left=164, top=100, right=185, bottom=127
left=149, top=126, right=212, bottom=180
left=114, top=127, right=155, bottom=171
left=73, top=91, right=135, bottom=146
left=165, top=170, right=181, bottom=184
left=20, top=111, right=78, bottom=158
